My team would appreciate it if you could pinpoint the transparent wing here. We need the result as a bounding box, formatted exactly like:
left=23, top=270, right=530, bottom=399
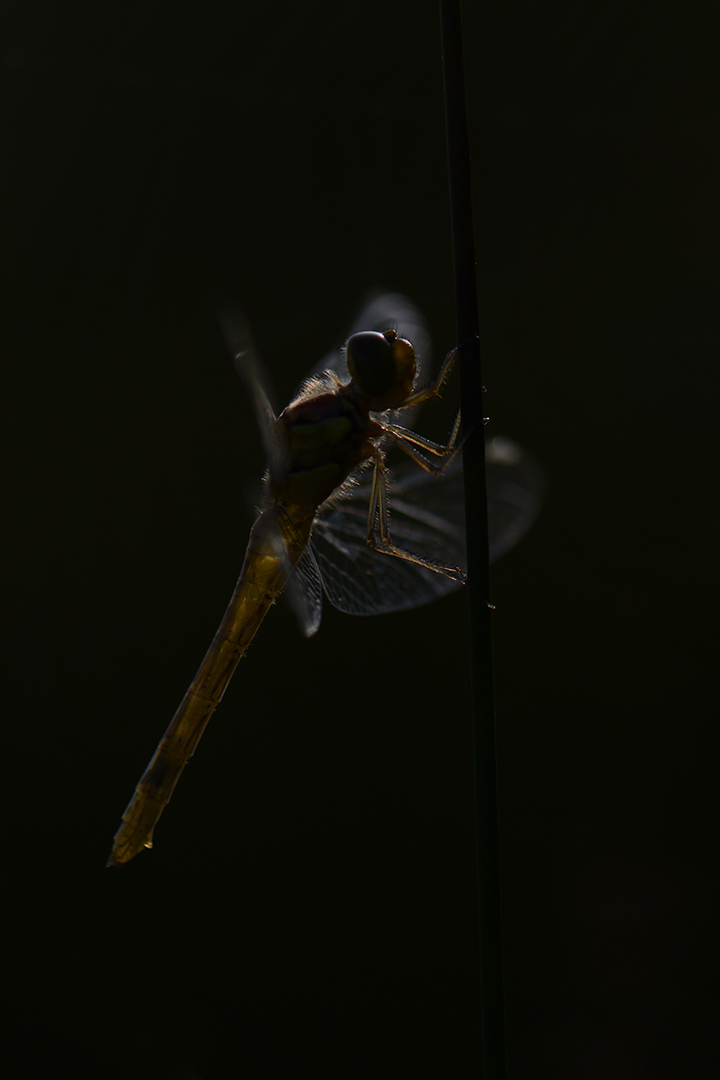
left=310, top=437, right=544, bottom=617
left=223, top=317, right=323, bottom=633
left=305, top=291, right=434, bottom=429
left=222, top=312, right=287, bottom=483
left=485, top=436, right=545, bottom=561
left=310, top=291, right=432, bottom=383
left=310, top=467, right=464, bottom=617
left=285, top=542, right=324, bottom=637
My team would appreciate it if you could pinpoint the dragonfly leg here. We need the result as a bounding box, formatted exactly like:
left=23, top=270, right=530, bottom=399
left=365, top=451, right=466, bottom=582
left=378, top=408, right=486, bottom=475
left=394, top=342, right=461, bottom=410
left=383, top=408, right=461, bottom=456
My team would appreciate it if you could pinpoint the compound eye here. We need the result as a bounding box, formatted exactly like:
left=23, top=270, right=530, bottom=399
left=346, top=331, right=395, bottom=398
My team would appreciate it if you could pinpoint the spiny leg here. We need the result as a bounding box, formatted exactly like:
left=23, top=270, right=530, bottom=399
left=362, top=336, right=486, bottom=583
left=365, top=451, right=466, bottom=582
left=378, top=403, right=490, bottom=475
left=395, top=343, right=460, bottom=410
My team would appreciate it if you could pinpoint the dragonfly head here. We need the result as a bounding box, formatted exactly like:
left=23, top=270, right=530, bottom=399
left=346, top=329, right=416, bottom=408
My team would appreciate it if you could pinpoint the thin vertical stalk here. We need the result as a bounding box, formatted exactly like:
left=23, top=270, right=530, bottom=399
left=440, top=2, right=507, bottom=1077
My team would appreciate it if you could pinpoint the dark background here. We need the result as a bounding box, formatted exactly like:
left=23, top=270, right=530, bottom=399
left=4, top=3, right=718, bottom=1077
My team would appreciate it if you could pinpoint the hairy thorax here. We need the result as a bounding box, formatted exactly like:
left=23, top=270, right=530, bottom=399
left=274, top=389, right=379, bottom=508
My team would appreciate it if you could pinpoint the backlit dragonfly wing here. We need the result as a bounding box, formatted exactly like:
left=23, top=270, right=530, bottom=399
left=310, top=470, right=463, bottom=616
left=223, top=315, right=324, bottom=636
left=309, top=436, right=544, bottom=617
left=306, top=291, right=433, bottom=429
left=285, top=540, right=324, bottom=637
left=485, top=435, right=545, bottom=562
left=312, top=291, right=432, bottom=382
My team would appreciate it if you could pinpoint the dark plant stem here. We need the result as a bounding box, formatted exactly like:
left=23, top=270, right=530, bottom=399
left=440, top=2, right=507, bottom=1077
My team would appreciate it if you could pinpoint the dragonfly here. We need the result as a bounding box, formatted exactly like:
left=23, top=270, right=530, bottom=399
left=107, top=294, right=542, bottom=866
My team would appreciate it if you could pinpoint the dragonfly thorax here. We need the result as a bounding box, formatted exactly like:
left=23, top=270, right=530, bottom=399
left=346, top=329, right=417, bottom=409
left=276, top=392, right=375, bottom=509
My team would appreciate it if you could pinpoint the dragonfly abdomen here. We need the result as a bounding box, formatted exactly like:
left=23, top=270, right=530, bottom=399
left=106, top=513, right=309, bottom=865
